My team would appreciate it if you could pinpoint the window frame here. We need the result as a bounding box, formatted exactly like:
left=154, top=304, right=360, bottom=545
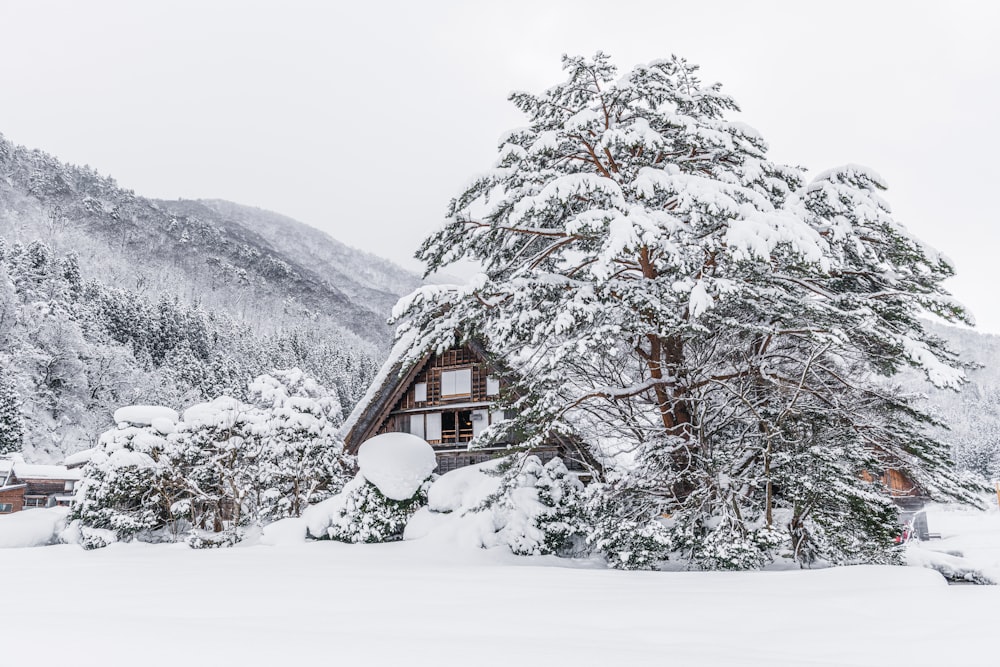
left=440, top=368, right=472, bottom=398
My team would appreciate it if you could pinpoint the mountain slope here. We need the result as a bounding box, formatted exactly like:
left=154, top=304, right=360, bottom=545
left=161, top=198, right=421, bottom=320
left=0, top=133, right=418, bottom=346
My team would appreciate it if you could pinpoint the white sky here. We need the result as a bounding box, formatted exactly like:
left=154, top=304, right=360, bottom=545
left=1, top=1, right=998, bottom=330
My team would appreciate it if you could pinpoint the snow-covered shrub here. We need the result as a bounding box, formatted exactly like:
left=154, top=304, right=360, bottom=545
left=305, top=433, right=436, bottom=543
left=171, top=379, right=351, bottom=537
left=404, top=455, right=588, bottom=557
left=666, top=513, right=786, bottom=571
left=585, top=481, right=672, bottom=570
left=485, top=455, right=587, bottom=556
left=77, top=526, right=118, bottom=550
left=71, top=414, right=180, bottom=546
left=245, top=368, right=352, bottom=520
left=324, top=474, right=430, bottom=543
left=186, top=531, right=241, bottom=549
left=73, top=369, right=352, bottom=548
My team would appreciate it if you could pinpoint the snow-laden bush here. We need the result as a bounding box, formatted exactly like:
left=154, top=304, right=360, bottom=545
left=584, top=480, right=672, bottom=570
left=485, top=455, right=587, bottom=556
left=304, top=433, right=436, bottom=543
left=71, top=417, right=177, bottom=547
left=73, top=369, right=353, bottom=548
left=324, top=474, right=430, bottom=543
left=407, top=455, right=588, bottom=557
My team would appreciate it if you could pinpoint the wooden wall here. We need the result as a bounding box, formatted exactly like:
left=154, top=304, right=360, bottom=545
left=0, top=486, right=25, bottom=513
left=395, top=346, right=493, bottom=411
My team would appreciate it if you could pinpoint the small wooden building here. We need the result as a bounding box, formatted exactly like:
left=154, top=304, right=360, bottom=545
left=0, top=457, right=81, bottom=513
left=343, top=341, right=586, bottom=474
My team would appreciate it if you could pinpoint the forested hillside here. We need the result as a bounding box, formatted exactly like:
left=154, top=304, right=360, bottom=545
left=903, top=323, right=1000, bottom=481
left=0, top=132, right=417, bottom=462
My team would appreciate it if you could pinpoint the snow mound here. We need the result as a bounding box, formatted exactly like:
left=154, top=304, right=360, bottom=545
left=906, top=544, right=996, bottom=585
left=261, top=518, right=308, bottom=546
left=113, top=405, right=179, bottom=427
left=427, top=458, right=504, bottom=513
left=0, top=507, right=70, bottom=548
left=357, top=433, right=437, bottom=501
left=403, top=459, right=507, bottom=547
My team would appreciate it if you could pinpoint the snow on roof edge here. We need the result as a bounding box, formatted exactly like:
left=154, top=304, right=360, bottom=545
left=339, top=329, right=420, bottom=440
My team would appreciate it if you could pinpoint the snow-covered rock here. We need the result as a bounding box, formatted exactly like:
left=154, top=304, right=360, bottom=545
left=357, top=433, right=436, bottom=501
left=113, top=405, right=179, bottom=427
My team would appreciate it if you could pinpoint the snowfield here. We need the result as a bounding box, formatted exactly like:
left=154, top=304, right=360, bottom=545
left=1, top=506, right=998, bottom=666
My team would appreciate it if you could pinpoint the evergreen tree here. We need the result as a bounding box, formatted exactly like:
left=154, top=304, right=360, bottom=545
left=70, top=420, right=176, bottom=548
left=0, top=369, right=24, bottom=455
left=396, top=53, right=984, bottom=569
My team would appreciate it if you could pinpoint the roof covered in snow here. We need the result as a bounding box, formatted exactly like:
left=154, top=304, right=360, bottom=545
left=12, top=462, right=82, bottom=481
left=64, top=448, right=98, bottom=468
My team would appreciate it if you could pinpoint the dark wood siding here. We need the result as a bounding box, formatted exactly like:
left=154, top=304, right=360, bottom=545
left=0, top=486, right=25, bottom=513
left=395, top=346, right=496, bottom=411
left=21, top=478, right=73, bottom=496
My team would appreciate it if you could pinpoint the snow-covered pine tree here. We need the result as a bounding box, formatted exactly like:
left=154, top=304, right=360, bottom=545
left=0, top=369, right=24, bottom=455
left=71, top=419, right=178, bottom=548
left=245, top=368, right=352, bottom=521
left=395, top=53, right=984, bottom=569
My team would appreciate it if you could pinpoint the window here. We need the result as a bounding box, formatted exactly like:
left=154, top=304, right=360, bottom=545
left=425, top=412, right=442, bottom=441
left=486, top=376, right=500, bottom=396
left=0, top=503, right=12, bottom=513
left=64, top=480, right=75, bottom=492
left=414, top=382, right=427, bottom=403
left=409, top=414, right=425, bottom=439
left=440, top=369, right=472, bottom=397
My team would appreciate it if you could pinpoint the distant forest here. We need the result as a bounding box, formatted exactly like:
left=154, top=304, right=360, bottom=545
left=0, top=132, right=419, bottom=461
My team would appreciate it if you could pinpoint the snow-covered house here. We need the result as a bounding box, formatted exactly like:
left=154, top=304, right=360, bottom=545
left=0, top=456, right=81, bottom=512
left=343, top=341, right=586, bottom=474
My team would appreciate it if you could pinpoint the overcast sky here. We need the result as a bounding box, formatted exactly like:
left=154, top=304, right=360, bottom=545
left=2, top=1, right=998, bottom=330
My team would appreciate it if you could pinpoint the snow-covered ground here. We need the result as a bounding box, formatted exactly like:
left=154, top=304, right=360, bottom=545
left=1, top=506, right=998, bottom=666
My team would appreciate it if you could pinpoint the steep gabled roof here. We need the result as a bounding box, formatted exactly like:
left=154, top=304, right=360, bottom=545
left=340, top=335, right=495, bottom=454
